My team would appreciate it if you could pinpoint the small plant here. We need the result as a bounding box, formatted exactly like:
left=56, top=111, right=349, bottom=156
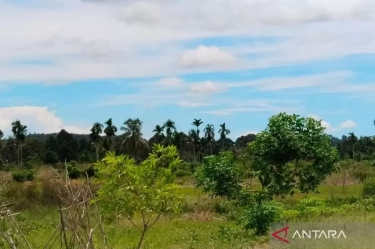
left=239, top=191, right=282, bottom=236
left=363, top=177, right=375, bottom=198
left=94, top=144, right=184, bottom=249
left=12, top=170, right=34, bottom=182
left=194, top=152, right=242, bottom=199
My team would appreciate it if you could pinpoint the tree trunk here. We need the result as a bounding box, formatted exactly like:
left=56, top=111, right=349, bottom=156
left=20, top=143, right=23, bottom=168
left=137, top=228, right=147, bottom=249
left=96, top=144, right=99, bottom=161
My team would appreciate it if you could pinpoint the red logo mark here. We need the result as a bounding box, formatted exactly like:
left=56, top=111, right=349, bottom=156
left=272, top=226, right=289, bottom=243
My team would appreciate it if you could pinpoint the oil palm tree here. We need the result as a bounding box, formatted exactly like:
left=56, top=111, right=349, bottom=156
left=121, top=118, right=149, bottom=162
left=192, top=119, right=204, bottom=136
left=104, top=118, right=117, bottom=151
left=152, top=124, right=165, bottom=144
left=204, top=124, right=215, bottom=155
left=163, top=119, right=176, bottom=145
left=188, top=129, right=200, bottom=161
left=11, top=120, right=27, bottom=168
left=218, top=123, right=231, bottom=150
left=90, top=122, right=104, bottom=161
left=347, top=132, right=358, bottom=160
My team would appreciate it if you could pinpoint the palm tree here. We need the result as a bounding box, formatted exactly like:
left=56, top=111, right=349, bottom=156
left=204, top=124, right=215, bottom=155
left=347, top=132, right=358, bottom=160
left=188, top=129, right=200, bottom=161
left=121, top=118, right=149, bottom=162
left=90, top=122, right=104, bottom=161
left=152, top=124, right=165, bottom=144
left=104, top=118, right=117, bottom=151
left=11, top=120, right=27, bottom=168
left=163, top=119, right=176, bottom=145
left=192, top=119, right=204, bottom=136
left=218, top=123, right=231, bottom=150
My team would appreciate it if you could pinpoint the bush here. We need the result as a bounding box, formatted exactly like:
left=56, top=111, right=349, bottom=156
left=12, top=170, right=35, bottom=182
left=67, top=164, right=81, bottom=179
left=240, top=201, right=282, bottom=236
left=363, top=177, right=375, bottom=198
left=194, top=152, right=242, bottom=199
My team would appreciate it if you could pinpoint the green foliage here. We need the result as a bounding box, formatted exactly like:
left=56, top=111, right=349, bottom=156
left=240, top=200, right=282, bottom=236
left=93, top=144, right=184, bottom=249
left=248, top=112, right=339, bottom=196
left=67, top=163, right=81, bottom=179
left=12, top=170, right=35, bottom=182
left=194, top=152, right=242, bottom=199
left=363, top=177, right=375, bottom=198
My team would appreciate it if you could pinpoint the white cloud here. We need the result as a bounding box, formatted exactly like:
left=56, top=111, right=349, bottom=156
left=188, top=80, right=228, bottom=95
left=179, top=45, right=237, bottom=68
left=309, top=114, right=333, bottom=131
left=339, top=120, right=357, bottom=129
left=1, top=1, right=375, bottom=84
left=156, top=77, right=184, bottom=88
left=309, top=114, right=357, bottom=133
left=0, top=106, right=91, bottom=135
left=239, top=130, right=258, bottom=137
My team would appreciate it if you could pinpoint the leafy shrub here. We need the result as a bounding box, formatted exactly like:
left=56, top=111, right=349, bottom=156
left=363, top=177, right=375, bottom=198
left=194, top=152, right=242, bottom=199
left=12, top=170, right=35, bottom=182
left=240, top=200, right=282, bottom=236
left=67, top=164, right=81, bottom=179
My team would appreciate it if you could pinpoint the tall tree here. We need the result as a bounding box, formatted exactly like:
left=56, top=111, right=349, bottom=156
left=120, top=118, right=149, bottom=162
left=204, top=124, right=215, bottom=155
left=188, top=129, right=200, bottom=161
left=347, top=132, right=358, bottom=160
left=90, top=122, right=104, bottom=161
left=11, top=120, right=27, bottom=168
left=163, top=119, right=176, bottom=145
left=0, top=130, right=3, bottom=140
left=218, top=123, right=231, bottom=150
left=192, top=119, right=204, bottom=136
left=104, top=118, right=117, bottom=151
left=152, top=124, right=165, bottom=144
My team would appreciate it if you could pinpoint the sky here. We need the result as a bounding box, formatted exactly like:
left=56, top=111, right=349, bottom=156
left=0, top=0, right=374, bottom=140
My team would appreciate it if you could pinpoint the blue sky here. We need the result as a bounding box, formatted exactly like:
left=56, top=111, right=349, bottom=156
left=0, top=0, right=375, bottom=139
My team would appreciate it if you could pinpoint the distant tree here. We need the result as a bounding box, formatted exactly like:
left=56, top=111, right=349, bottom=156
left=347, top=132, right=358, bottom=160
left=204, top=124, right=215, bottom=155
left=152, top=124, right=165, bottom=144
left=192, top=119, right=204, bottom=136
left=11, top=120, right=28, bottom=168
left=56, top=129, right=78, bottom=162
left=188, top=129, right=200, bottom=161
left=0, top=130, right=3, bottom=140
left=163, top=119, right=176, bottom=145
left=218, top=123, right=231, bottom=150
left=248, top=112, right=339, bottom=196
left=120, top=118, right=149, bottom=162
left=104, top=118, right=117, bottom=151
left=90, top=122, right=104, bottom=161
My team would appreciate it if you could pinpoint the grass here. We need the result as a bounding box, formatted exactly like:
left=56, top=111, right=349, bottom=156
left=2, top=171, right=375, bottom=249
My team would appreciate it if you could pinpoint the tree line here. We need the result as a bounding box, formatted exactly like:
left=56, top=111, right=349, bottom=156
left=0, top=116, right=373, bottom=169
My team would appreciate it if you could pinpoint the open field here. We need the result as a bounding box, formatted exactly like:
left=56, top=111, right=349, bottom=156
left=3, top=169, right=375, bottom=249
